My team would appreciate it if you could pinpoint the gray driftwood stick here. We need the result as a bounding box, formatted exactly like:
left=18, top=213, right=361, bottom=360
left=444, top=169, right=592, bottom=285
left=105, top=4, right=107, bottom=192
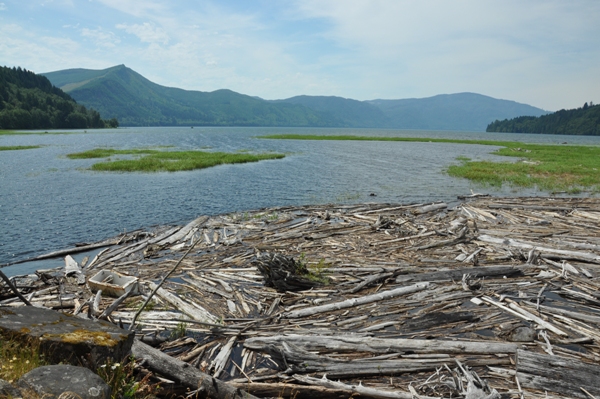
left=282, top=282, right=429, bottom=318
left=131, top=340, right=259, bottom=399
left=244, top=334, right=517, bottom=355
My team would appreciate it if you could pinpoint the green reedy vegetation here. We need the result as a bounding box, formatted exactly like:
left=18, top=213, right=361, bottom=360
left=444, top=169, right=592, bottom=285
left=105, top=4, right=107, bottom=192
left=448, top=143, right=600, bottom=193
left=487, top=102, right=600, bottom=135
left=260, top=134, right=600, bottom=192
left=0, top=145, right=41, bottom=151
left=67, top=148, right=285, bottom=172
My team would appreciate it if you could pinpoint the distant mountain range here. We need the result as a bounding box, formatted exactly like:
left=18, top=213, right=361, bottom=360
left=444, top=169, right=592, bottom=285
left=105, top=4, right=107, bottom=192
left=42, top=65, right=547, bottom=130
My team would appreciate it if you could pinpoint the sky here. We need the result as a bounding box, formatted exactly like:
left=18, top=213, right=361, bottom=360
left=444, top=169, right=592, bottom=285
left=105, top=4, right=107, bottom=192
left=1, top=1, right=599, bottom=111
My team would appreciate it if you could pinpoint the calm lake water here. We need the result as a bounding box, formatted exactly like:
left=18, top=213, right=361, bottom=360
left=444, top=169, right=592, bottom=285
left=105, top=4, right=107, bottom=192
left=2, top=127, right=600, bottom=276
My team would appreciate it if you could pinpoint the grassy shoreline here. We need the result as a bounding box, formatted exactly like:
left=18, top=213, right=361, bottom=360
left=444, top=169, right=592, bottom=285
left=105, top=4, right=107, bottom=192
left=67, top=148, right=285, bottom=172
left=259, top=134, right=600, bottom=193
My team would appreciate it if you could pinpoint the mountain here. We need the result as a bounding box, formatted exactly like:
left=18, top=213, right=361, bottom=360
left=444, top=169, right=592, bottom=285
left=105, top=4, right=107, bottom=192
left=368, top=93, right=547, bottom=131
left=0, top=66, right=117, bottom=130
left=273, top=95, right=391, bottom=128
left=42, top=65, right=337, bottom=127
left=43, top=65, right=548, bottom=130
left=487, top=102, right=600, bottom=135
left=276, top=93, right=547, bottom=131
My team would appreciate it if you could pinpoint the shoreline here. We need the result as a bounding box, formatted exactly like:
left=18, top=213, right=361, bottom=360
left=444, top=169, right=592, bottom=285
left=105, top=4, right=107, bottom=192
left=3, top=196, right=600, bottom=397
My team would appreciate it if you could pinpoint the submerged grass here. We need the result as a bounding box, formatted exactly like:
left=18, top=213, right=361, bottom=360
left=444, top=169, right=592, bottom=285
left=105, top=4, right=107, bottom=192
left=0, top=145, right=41, bottom=151
left=67, top=148, right=285, bottom=172
left=0, top=130, right=72, bottom=135
left=260, top=134, right=600, bottom=193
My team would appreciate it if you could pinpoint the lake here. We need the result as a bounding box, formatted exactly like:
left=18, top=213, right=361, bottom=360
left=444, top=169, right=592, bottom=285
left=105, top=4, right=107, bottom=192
left=2, top=127, right=600, bottom=276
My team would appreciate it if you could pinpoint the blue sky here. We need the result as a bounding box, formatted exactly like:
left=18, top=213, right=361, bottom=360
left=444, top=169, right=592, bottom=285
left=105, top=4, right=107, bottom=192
left=1, top=0, right=599, bottom=111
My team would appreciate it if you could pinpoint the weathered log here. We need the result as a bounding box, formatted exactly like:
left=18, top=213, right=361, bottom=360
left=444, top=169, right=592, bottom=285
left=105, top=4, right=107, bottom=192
left=0, top=270, right=31, bottom=306
left=130, top=340, right=259, bottom=399
left=155, top=215, right=208, bottom=247
left=395, top=265, right=522, bottom=284
left=516, top=349, right=600, bottom=398
left=283, top=282, right=429, bottom=318
left=414, top=203, right=447, bottom=214
left=231, top=380, right=352, bottom=399
left=477, top=234, right=600, bottom=264
left=244, top=335, right=518, bottom=355
left=256, top=341, right=511, bottom=378
left=146, top=282, right=219, bottom=324
left=293, top=374, right=439, bottom=399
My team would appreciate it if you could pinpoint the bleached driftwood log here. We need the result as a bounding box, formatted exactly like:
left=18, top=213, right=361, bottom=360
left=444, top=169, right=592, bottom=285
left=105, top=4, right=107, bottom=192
left=131, top=340, right=259, bottom=399
left=147, top=282, right=219, bottom=324
left=244, top=335, right=518, bottom=355
left=293, top=374, right=439, bottom=399
left=282, top=282, right=429, bottom=318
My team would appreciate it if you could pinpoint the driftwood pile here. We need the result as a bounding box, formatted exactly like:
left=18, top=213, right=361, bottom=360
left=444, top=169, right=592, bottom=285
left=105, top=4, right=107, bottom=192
left=3, top=196, right=600, bottom=398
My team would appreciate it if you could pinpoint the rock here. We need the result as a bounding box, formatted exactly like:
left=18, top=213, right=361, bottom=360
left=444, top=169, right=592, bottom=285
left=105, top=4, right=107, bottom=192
left=0, top=378, right=22, bottom=398
left=0, top=305, right=134, bottom=368
left=18, top=365, right=111, bottom=399
left=497, top=322, right=536, bottom=342
left=508, top=326, right=536, bottom=342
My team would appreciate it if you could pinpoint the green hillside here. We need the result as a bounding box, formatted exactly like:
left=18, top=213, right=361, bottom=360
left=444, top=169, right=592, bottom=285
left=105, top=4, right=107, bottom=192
left=43, top=65, right=337, bottom=127
left=0, top=66, right=117, bottom=130
left=487, top=103, right=600, bottom=135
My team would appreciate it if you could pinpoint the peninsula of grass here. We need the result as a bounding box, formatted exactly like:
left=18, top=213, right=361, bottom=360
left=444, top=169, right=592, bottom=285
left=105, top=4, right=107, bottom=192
left=259, top=134, right=600, bottom=193
left=0, top=145, right=41, bottom=151
left=67, top=148, right=285, bottom=172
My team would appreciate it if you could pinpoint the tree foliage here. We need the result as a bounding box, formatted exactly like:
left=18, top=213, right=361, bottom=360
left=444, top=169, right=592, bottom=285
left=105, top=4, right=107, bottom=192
left=0, top=66, right=118, bottom=130
left=487, top=103, right=600, bottom=135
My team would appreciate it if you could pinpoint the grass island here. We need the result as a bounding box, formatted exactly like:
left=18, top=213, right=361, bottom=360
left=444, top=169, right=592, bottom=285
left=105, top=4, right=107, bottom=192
left=259, top=134, right=600, bottom=193
left=66, top=148, right=285, bottom=172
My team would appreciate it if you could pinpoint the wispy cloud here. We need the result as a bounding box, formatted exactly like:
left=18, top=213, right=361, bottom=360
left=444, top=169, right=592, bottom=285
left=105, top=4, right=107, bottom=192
left=116, top=22, right=169, bottom=45
left=1, top=0, right=599, bottom=110
left=81, top=27, right=121, bottom=48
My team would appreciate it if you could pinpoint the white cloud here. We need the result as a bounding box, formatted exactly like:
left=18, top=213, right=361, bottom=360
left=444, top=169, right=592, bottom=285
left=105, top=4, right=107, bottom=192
left=0, top=3, right=7, bottom=11
left=95, top=0, right=167, bottom=18
left=81, top=27, right=120, bottom=48
left=116, top=22, right=169, bottom=45
left=2, top=0, right=599, bottom=110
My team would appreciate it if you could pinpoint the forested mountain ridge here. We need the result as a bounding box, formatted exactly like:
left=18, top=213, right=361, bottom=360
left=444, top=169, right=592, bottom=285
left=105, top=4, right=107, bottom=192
left=43, top=65, right=338, bottom=127
left=43, top=64, right=548, bottom=130
left=487, top=103, right=600, bottom=135
left=0, top=66, right=118, bottom=129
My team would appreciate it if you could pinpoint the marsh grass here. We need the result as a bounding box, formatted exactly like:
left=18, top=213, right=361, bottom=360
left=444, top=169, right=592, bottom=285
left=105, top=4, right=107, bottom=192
left=0, top=145, right=41, bottom=151
left=260, top=134, right=600, bottom=193
left=296, top=254, right=330, bottom=284
left=96, top=357, right=161, bottom=399
left=67, top=148, right=285, bottom=172
left=0, top=334, right=46, bottom=384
